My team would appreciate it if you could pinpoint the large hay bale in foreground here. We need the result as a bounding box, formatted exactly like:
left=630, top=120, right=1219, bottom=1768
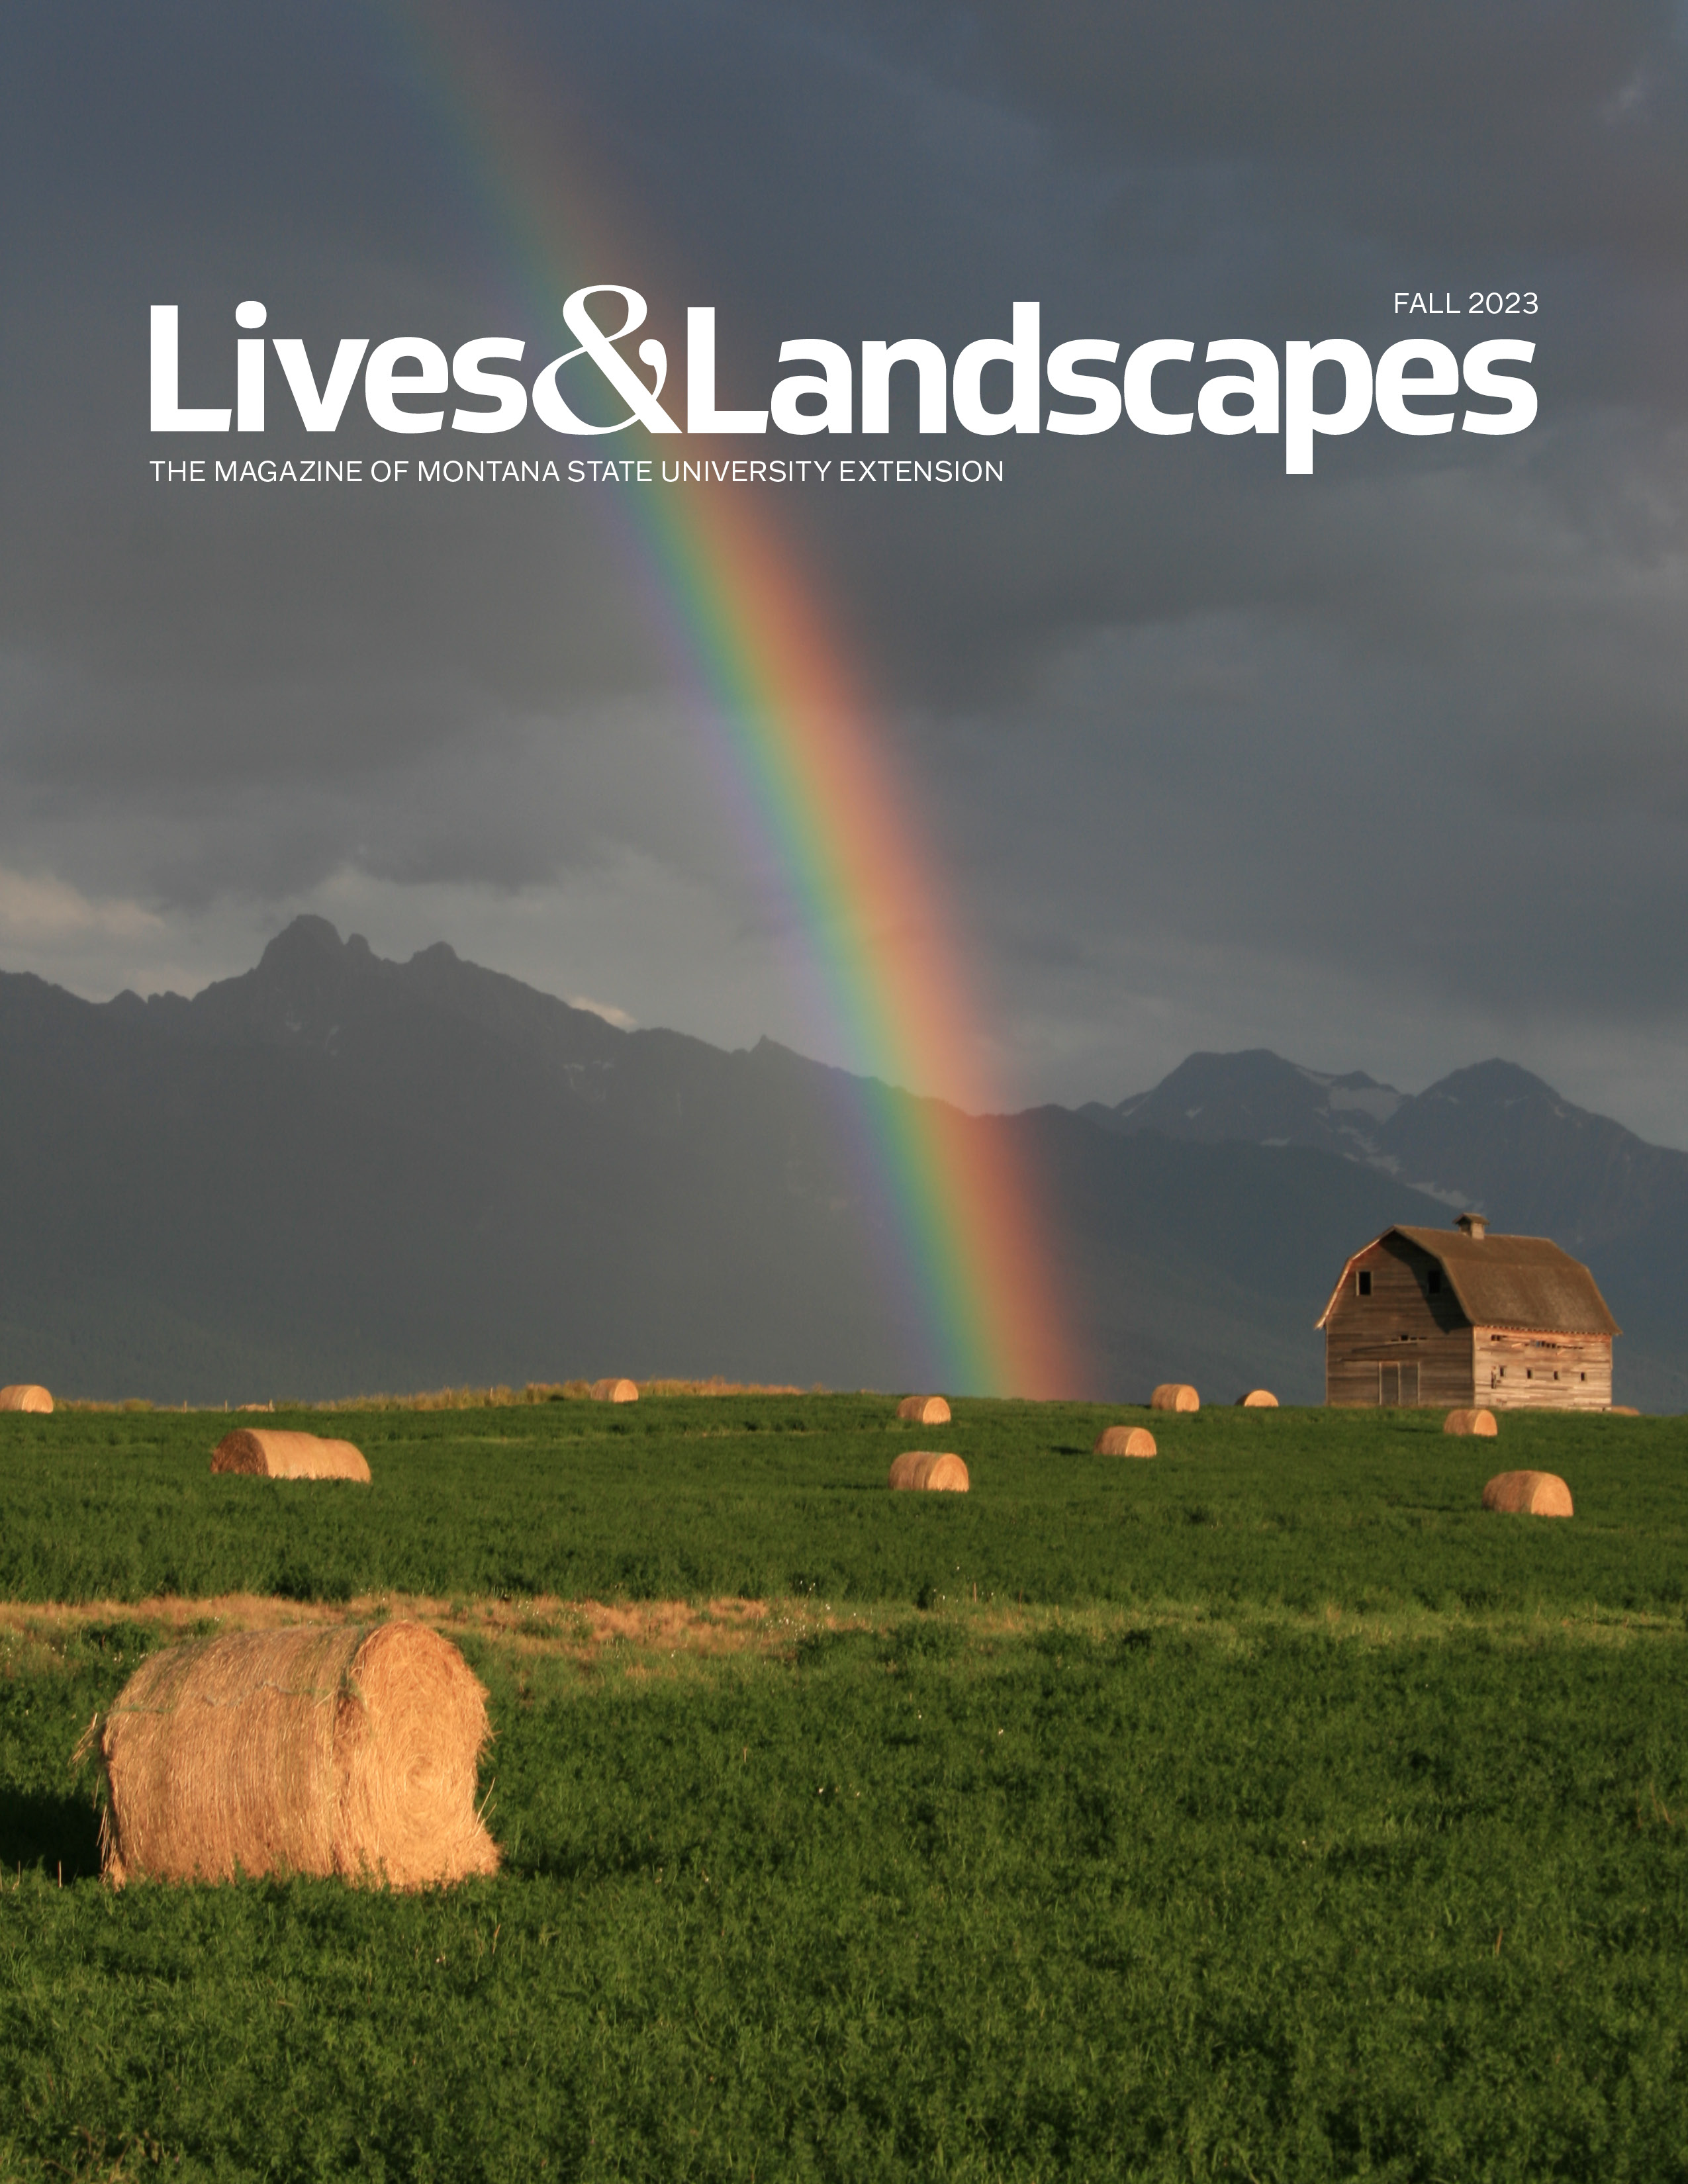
left=211, top=1429, right=369, bottom=1481
left=1483, top=1469, right=1573, bottom=1518
left=0, top=1383, right=53, bottom=1413
left=1237, top=1389, right=1278, bottom=1408
left=1443, top=1409, right=1497, bottom=1438
left=1150, top=1383, right=1199, bottom=1413
left=1095, top=1426, right=1156, bottom=1458
left=896, top=1394, right=951, bottom=1424
left=888, top=1450, right=969, bottom=1493
left=591, top=1378, right=639, bottom=1403
left=94, top=1621, right=498, bottom=1888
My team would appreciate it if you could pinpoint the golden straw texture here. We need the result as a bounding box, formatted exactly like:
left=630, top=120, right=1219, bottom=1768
left=887, top=1450, right=970, bottom=1493
left=1482, top=1469, right=1573, bottom=1517
left=95, top=1621, right=498, bottom=1888
left=1150, top=1383, right=1200, bottom=1413
left=1443, top=1409, right=1499, bottom=1437
left=896, top=1395, right=951, bottom=1424
left=211, top=1429, right=370, bottom=1480
left=590, top=1378, right=639, bottom=1403
left=0, top=1384, right=53, bottom=1413
left=1094, top=1426, right=1156, bottom=1457
left=1238, top=1390, right=1278, bottom=1408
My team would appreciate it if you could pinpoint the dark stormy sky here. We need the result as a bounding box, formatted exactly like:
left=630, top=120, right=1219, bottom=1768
left=3, top=2, right=1687, bottom=1138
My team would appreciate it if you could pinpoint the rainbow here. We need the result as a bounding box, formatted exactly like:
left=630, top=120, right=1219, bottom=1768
left=371, top=0, right=1080, bottom=1394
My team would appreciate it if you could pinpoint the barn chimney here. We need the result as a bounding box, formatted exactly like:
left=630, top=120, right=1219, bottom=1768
left=1454, top=1212, right=1488, bottom=1240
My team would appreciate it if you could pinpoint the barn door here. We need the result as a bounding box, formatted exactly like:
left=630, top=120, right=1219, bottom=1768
left=1379, top=1362, right=1401, bottom=1405
left=1400, top=1362, right=1420, bottom=1406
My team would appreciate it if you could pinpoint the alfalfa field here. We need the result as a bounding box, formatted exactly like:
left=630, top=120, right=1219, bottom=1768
left=2, top=1394, right=1686, bottom=2180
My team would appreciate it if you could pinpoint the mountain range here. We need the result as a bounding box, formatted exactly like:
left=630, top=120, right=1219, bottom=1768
left=2, top=919, right=1682, bottom=1408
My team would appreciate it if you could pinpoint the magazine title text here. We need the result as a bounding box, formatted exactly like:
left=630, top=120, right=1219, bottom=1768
left=152, top=289, right=1537, bottom=476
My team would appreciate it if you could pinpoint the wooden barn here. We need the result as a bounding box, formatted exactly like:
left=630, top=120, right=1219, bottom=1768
left=1317, top=1212, right=1620, bottom=1410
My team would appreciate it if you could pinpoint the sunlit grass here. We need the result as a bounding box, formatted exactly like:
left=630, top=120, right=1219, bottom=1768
left=1, top=1400, right=1685, bottom=2177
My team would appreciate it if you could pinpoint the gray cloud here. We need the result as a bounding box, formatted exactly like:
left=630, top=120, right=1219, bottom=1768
left=2, top=0, right=1685, bottom=1146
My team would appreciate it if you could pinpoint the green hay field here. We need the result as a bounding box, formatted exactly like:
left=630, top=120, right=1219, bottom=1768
left=3, top=1398, right=1687, bottom=2179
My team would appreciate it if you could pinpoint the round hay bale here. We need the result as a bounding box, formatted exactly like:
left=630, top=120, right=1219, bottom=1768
left=94, top=1621, right=499, bottom=1888
left=896, top=1394, right=951, bottom=1424
left=211, top=1429, right=370, bottom=1481
left=1095, top=1426, right=1156, bottom=1458
left=0, top=1383, right=53, bottom=1414
left=1237, top=1389, right=1278, bottom=1408
left=1443, top=1409, right=1498, bottom=1437
left=888, top=1450, right=969, bottom=1493
left=1150, top=1383, right=1199, bottom=1413
left=1609, top=1405, right=1641, bottom=1417
left=590, top=1377, right=639, bottom=1403
left=1482, top=1469, right=1573, bottom=1518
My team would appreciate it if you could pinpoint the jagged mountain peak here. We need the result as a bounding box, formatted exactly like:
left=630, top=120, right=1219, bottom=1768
left=1417, top=1060, right=1566, bottom=1109
left=167, top=917, right=628, bottom=1068
left=258, top=912, right=357, bottom=963
left=2, top=938, right=1684, bottom=1408
left=1094, top=1044, right=1686, bottom=1252
left=1096, top=1047, right=1401, bottom=1162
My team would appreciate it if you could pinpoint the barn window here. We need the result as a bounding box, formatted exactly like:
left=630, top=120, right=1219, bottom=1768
left=1427, top=1270, right=1443, bottom=1295
left=1357, top=1270, right=1372, bottom=1297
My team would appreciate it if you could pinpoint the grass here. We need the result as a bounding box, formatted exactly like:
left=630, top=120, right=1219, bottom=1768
left=1, top=1396, right=1685, bottom=1616
left=1, top=1398, right=1687, bottom=2178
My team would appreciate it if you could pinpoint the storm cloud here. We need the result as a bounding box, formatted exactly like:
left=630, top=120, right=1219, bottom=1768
left=2, top=1, right=1685, bottom=1136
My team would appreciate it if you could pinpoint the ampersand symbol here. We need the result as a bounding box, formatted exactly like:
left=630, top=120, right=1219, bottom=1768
left=532, top=286, right=679, bottom=435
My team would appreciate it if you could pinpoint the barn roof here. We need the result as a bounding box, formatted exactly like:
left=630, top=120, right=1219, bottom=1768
left=1315, top=1226, right=1621, bottom=1336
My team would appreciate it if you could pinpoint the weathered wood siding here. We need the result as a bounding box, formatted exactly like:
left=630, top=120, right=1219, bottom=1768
left=1324, top=1233, right=1474, bottom=1407
left=1474, top=1328, right=1612, bottom=1410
